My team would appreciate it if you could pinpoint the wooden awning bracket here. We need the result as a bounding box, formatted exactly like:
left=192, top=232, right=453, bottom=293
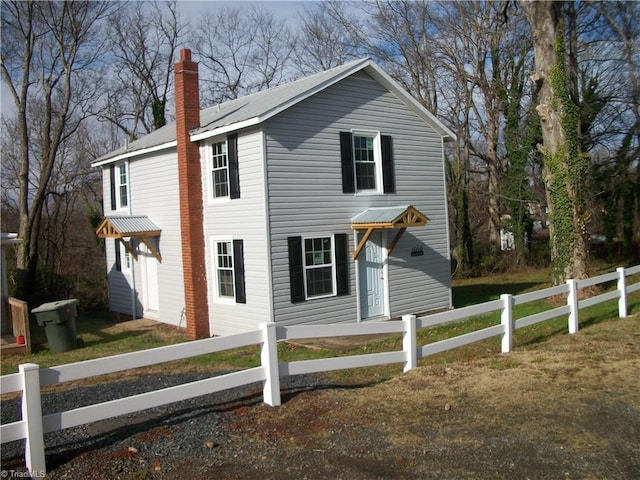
left=140, top=237, right=162, bottom=263
left=351, top=206, right=428, bottom=260
left=118, top=238, right=138, bottom=261
left=96, top=216, right=162, bottom=263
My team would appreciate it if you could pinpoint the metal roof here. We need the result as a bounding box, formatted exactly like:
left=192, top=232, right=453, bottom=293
left=96, top=216, right=161, bottom=237
left=92, top=57, right=455, bottom=167
left=351, top=206, right=413, bottom=225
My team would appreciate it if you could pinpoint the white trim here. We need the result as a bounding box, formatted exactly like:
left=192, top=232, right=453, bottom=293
left=211, top=237, right=236, bottom=304
left=206, top=138, right=231, bottom=203
left=356, top=230, right=389, bottom=320
left=91, top=141, right=177, bottom=167
left=114, top=161, right=130, bottom=211
left=191, top=118, right=261, bottom=142
left=260, top=131, right=276, bottom=324
left=351, top=130, right=383, bottom=195
left=302, top=235, right=337, bottom=301
left=441, top=136, right=454, bottom=310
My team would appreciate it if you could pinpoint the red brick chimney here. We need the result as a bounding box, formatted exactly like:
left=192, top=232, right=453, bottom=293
left=174, top=48, right=210, bottom=339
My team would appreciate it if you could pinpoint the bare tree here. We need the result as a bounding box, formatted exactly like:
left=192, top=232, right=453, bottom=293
left=97, top=0, right=187, bottom=140
left=193, top=5, right=294, bottom=104
left=293, top=0, right=365, bottom=75
left=1, top=0, right=114, bottom=301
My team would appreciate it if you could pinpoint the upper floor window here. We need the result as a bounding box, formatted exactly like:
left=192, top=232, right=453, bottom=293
left=208, top=133, right=240, bottom=202
left=353, top=134, right=377, bottom=191
left=109, top=162, right=129, bottom=210
left=340, top=131, right=395, bottom=195
left=211, top=141, right=229, bottom=199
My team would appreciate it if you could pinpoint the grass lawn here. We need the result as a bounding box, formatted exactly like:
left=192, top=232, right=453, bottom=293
left=2, top=264, right=638, bottom=382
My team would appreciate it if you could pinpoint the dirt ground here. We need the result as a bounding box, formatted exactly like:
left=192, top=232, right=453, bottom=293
left=188, top=315, right=639, bottom=480
left=7, top=315, right=640, bottom=479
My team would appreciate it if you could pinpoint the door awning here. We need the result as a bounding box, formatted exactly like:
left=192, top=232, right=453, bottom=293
left=350, top=205, right=428, bottom=260
left=96, top=216, right=162, bottom=262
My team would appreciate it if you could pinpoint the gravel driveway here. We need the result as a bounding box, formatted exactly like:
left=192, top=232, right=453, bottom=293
left=2, top=315, right=639, bottom=479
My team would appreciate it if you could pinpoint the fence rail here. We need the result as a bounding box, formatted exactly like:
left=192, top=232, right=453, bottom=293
left=2, top=265, right=639, bottom=476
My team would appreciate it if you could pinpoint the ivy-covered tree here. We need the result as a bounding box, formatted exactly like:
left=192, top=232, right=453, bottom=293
left=522, top=0, right=591, bottom=283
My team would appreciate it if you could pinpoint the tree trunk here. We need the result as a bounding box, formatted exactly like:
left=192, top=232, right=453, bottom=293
left=522, top=0, right=590, bottom=283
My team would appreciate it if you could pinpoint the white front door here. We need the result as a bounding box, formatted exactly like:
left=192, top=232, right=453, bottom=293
left=141, top=245, right=159, bottom=317
left=358, top=231, right=385, bottom=319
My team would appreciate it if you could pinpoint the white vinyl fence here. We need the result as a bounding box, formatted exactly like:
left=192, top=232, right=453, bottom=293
left=2, top=265, right=639, bottom=476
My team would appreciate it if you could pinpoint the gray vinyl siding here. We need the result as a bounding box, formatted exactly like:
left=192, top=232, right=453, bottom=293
left=202, top=128, right=272, bottom=335
left=265, top=71, right=451, bottom=325
left=102, top=150, right=185, bottom=326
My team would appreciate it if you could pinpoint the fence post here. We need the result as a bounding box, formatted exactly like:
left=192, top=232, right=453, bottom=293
left=402, top=314, right=417, bottom=373
left=20, top=363, right=46, bottom=476
left=501, top=294, right=514, bottom=353
left=567, top=279, right=579, bottom=334
left=617, top=267, right=627, bottom=318
left=260, top=323, right=281, bottom=407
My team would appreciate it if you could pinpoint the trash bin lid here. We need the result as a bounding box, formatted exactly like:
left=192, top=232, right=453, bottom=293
left=32, top=299, right=78, bottom=313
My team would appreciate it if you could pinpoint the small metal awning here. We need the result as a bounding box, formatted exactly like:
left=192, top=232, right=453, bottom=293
left=96, top=216, right=162, bottom=262
left=351, top=205, right=428, bottom=260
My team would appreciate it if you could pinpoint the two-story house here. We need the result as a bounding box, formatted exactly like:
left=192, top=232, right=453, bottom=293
left=93, top=50, right=455, bottom=338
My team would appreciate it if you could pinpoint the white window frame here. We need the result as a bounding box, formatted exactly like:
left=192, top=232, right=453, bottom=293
left=352, top=131, right=382, bottom=194
left=302, top=235, right=337, bottom=300
left=208, top=140, right=230, bottom=202
left=115, top=161, right=129, bottom=210
left=118, top=240, right=132, bottom=274
left=212, top=237, right=235, bottom=302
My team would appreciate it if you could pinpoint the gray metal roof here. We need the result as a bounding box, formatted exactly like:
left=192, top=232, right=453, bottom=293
left=93, top=57, right=455, bottom=166
left=351, top=206, right=412, bottom=225
left=105, top=215, right=160, bottom=235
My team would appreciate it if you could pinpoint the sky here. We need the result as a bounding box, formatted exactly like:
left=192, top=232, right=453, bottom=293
left=0, top=0, right=317, bottom=119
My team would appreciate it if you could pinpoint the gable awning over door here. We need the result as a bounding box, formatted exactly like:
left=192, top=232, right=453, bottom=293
left=351, top=205, right=428, bottom=260
left=96, top=215, right=162, bottom=262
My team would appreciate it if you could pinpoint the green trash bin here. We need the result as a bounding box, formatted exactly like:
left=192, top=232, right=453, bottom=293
left=32, top=299, right=79, bottom=353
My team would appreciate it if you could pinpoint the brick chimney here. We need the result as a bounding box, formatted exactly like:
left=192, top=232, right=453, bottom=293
left=174, top=48, right=210, bottom=339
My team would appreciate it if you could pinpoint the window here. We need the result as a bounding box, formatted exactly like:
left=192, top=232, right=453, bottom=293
left=109, top=162, right=129, bottom=210
left=213, top=239, right=246, bottom=303
left=288, top=234, right=349, bottom=303
left=353, top=135, right=377, bottom=190
left=304, top=237, right=335, bottom=298
left=209, top=134, right=240, bottom=201
left=114, top=240, right=132, bottom=273
left=211, top=141, right=229, bottom=199
left=340, top=132, right=395, bottom=194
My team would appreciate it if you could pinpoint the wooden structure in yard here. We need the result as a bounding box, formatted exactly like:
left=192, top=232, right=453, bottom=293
left=0, top=297, right=31, bottom=356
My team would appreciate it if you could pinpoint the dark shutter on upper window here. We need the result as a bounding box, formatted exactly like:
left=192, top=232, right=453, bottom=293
left=381, top=135, right=395, bottom=194
left=109, top=164, right=117, bottom=210
left=334, top=233, right=349, bottom=296
left=340, top=132, right=355, bottom=194
left=288, top=236, right=305, bottom=303
left=227, top=133, right=240, bottom=199
left=114, top=239, right=121, bottom=271
left=233, top=239, right=246, bottom=303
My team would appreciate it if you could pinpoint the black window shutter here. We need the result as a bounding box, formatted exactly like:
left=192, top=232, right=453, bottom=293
left=233, top=239, right=246, bottom=303
left=335, top=233, right=349, bottom=296
left=228, top=133, right=240, bottom=199
left=288, top=236, right=305, bottom=303
left=109, top=164, right=117, bottom=210
left=340, top=132, right=355, bottom=194
left=114, top=239, right=122, bottom=271
left=381, top=135, right=395, bottom=194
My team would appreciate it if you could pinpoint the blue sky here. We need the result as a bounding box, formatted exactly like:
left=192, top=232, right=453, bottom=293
left=176, top=0, right=315, bottom=23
